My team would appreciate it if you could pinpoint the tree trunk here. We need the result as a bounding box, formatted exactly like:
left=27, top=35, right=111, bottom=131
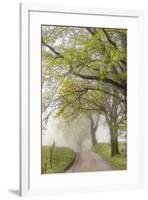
left=90, top=128, right=97, bottom=145
left=110, top=129, right=120, bottom=157
left=89, top=114, right=99, bottom=146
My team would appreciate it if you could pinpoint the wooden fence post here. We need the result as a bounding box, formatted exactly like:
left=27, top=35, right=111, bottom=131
left=49, top=141, right=56, bottom=168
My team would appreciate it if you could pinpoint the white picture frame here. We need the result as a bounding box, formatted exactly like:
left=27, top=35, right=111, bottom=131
left=20, top=3, right=144, bottom=197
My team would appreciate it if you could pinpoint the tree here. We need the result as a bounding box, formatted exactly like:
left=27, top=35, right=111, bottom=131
left=88, top=114, right=100, bottom=145
left=41, top=26, right=127, bottom=156
left=102, top=89, right=126, bottom=156
left=42, top=26, right=127, bottom=96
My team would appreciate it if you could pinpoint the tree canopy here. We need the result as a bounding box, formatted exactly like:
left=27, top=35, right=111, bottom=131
left=42, top=26, right=127, bottom=127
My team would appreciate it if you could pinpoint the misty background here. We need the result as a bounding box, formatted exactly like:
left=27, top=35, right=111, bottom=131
left=42, top=115, right=111, bottom=152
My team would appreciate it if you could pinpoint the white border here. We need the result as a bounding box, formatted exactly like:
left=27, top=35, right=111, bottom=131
left=20, top=3, right=144, bottom=197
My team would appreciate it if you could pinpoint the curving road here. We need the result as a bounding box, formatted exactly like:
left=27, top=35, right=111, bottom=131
left=67, top=152, right=112, bottom=172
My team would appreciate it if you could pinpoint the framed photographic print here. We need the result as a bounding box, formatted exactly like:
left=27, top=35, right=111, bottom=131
left=20, top=3, right=144, bottom=196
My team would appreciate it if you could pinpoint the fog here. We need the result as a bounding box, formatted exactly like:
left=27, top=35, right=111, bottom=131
left=42, top=115, right=110, bottom=152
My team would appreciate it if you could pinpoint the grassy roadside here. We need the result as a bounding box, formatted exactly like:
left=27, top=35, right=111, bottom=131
left=93, top=143, right=127, bottom=170
left=41, top=146, right=75, bottom=174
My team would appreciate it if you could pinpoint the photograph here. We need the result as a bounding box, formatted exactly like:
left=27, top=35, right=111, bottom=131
left=41, top=25, right=127, bottom=174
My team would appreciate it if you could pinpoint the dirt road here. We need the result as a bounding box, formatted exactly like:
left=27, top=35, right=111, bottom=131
left=67, top=152, right=112, bottom=172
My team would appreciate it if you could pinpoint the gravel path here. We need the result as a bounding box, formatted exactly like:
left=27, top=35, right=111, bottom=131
left=67, top=152, right=112, bottom=172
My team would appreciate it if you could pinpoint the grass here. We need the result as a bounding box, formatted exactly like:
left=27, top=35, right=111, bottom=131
left=93, top=143, right=127, bottom=170
left=41, top=146, right=75, bottom=174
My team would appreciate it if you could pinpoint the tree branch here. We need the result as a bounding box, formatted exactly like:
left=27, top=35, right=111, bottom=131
left=42, top=38, right=64, bottom=59
left=102, top=28, right=118, bottom=49
left=120, top=59, right=127, bottom=65
left=85, top=27, right=96, bottom=35
left=70, top=69, right=126, bottom=90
